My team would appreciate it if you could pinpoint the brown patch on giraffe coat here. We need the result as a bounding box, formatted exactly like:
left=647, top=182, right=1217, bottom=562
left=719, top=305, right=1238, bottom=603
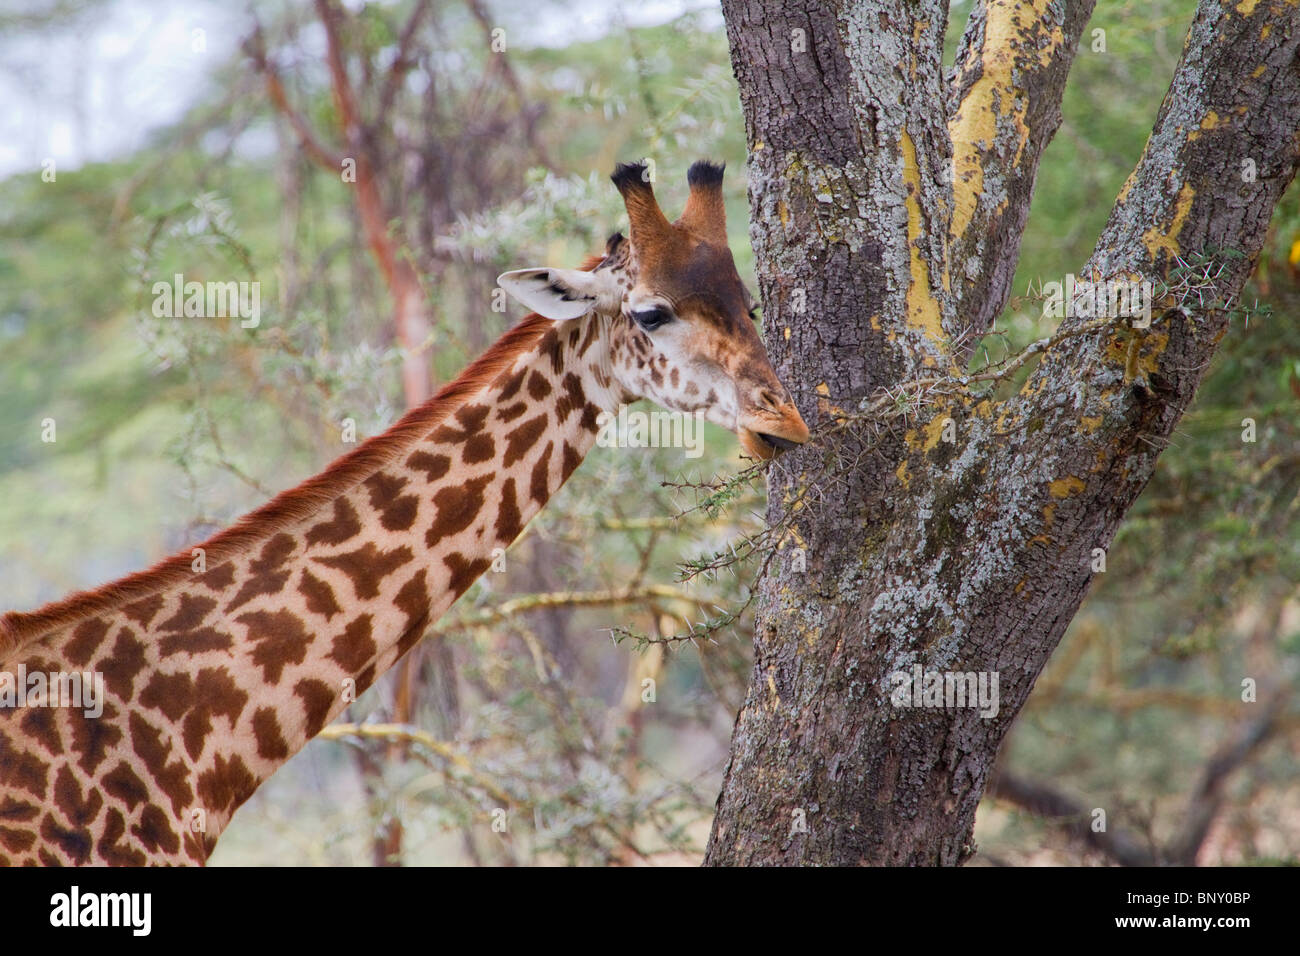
left=578, top=319, right=599, bottom=357
left=431, top=402, right=490, bottom=444
left=0, top=804, right=37, bottom=853
left=100, top=628, right=149, bottom=699
left=555, top=372, right=586, bottom=423
left=180, top=668, right=250, bottom=761
left=314, top=543, right=415, bottom=600
left=159, top=625, right=231, bottom=657
left=395, top=611, right=430, bottom=656
left=122, top=593, right=165, bottom=628
left=426, top=476, right=492, bottom=547
left=186, top=827, right=211, bottom=863
left=364, top=472, right=421, bottom=532
left=197, top=562, right=236, bottom=591
left=305, top=497, right=363, bottom=547
left=355, top=663, right=377, bottom=697
left=544, top=330, right=565, bottom=374
left=52, top=765, right=102, bottom=831
left=561, top=442, right=584, bottom=482
left=19, top=706, right=62, bottom=757
left=67, top=703, right=122, bottom=776
left=197, top=752, right=258, bottom=819
left=329, top=614, right=377, bottom=673
left=295, top=679, right=335, bottom=738
left=444, top=553, right=493, bottom=598
left=527, top=370, right=553, bottom=401
left=98, top=808, right=147, bottom=866
left=394, top=570, right=429, bottom=633
left=298, top=568, right=342, bottom=620
left=498, top=367, right=527, bottom=402
left=140, top=671, right=192, bottom=721
left=0, top=794, right=39, bottom=824
left=64, top=617, right=110, bottom=667
left=102, top=761, right=150, bottom=812
left=225, top=533, right=297, bottom=613
left=495, top=478, right=523, bottom=543
left=40, top=813, right=92, bottom=865
left=128, top=712, right=193, bottom=815
left=252, top=707, right=290, bottom=760
left=463, top=433, right=496, bottom=465
left=131, top=804, right=180, bottom=857
left=496, top=401, right=528, bottom=423
left=407, top=450, right=451, bottom=482
left=504, top=414, right=549, bottom=468
left=2, top=738, right=49, bottom=798
left=530, top=442, right=554, bottom=505
left=159, top=593, right=217, bottom=632
left=236, top=609, right=312, bottom=684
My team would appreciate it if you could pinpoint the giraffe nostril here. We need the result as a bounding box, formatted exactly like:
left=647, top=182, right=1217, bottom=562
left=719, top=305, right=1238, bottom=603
left=755, top=388, right=784, bottom=412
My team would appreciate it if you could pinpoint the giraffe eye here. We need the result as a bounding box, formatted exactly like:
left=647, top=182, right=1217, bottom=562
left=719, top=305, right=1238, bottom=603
left=631, top=306, right=673, bottom=332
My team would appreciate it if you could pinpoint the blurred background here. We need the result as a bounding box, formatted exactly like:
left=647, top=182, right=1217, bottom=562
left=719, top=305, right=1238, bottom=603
left=0, top=0, right=1296, bottom=865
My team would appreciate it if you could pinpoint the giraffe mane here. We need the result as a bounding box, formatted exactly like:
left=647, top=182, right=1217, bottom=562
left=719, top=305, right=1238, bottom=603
left=0, top=310, right=562, bottom=660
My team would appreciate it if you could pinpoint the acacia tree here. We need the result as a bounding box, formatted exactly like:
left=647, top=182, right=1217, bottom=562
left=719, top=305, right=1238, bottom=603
left=706, top=0, right=1300, bottom=865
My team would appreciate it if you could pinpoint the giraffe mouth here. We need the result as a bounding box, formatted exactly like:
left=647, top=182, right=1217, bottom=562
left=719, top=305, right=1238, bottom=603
left=740, top=427, right=808, bottom=460
left=757, top=432, right=801, bottom=453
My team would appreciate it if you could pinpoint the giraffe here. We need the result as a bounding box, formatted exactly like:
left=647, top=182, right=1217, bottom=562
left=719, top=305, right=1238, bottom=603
left=0, top=160, right=810, bottom=865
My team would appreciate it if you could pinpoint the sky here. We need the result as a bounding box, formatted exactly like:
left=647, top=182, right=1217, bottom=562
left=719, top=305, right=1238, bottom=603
left=0, top=0, right=719, bottom=180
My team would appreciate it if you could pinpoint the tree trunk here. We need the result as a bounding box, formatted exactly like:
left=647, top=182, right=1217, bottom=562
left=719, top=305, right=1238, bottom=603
left=707, top=0, right=1300, bottom=866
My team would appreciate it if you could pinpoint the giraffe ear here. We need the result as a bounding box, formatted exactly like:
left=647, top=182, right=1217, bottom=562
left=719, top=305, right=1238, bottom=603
left=497, top=268, right=619, bottom=321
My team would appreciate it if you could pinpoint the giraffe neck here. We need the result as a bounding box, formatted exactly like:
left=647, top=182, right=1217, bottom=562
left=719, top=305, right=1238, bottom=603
left=0, top=312, right=620, bottom=865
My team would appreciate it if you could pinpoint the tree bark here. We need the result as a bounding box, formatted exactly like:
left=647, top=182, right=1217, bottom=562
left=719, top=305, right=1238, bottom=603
left=707, top=0, right=1300, bottom=866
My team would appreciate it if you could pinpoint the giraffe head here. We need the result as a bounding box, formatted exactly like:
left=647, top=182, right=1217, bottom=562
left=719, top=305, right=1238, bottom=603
left=498, top=160, right=810, bottom=460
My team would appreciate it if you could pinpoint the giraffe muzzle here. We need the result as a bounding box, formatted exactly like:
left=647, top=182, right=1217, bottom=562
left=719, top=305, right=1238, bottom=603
left=738, top=406, right=811, bottom=460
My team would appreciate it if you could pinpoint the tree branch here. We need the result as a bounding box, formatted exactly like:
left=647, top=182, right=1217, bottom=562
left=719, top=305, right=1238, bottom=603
left=946, top=0, right=1098, bottom=355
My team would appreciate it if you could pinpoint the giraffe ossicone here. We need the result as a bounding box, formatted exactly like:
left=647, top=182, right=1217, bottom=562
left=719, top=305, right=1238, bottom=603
left=0, top=160, right=809, bottom=865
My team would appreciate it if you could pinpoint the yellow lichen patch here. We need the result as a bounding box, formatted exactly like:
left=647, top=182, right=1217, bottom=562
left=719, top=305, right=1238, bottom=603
left=1100, top=329, right=1170, bottom=384
left=778, top=200, right=790, bottom=229
left=896, top=459, right=911, bottom=486
left=783, top=326, right=791, bottom=340
left=947, top=0, right=1063, bottom=242
left=1043, top=502, right=1057, bottom=526
left=1019, top=371, right=1048, bottom=399
left=870, top=314, right=882, bottom=331
left=1252, top=64, right=1267, bottom=78
left=1236, top=0, right=1260, bottom=13
left=1142, top=183, right=1195, bottom=259
left=1189, top=111, right=1225, bottom=141
left=816, top=382, right=830, bottom=396
left=1080, top=415, right=1104, bottom=433
left=1049, top=476, right=1086, bottom=498
left=917, top=411, right=951, bottom=453
left=1029, top=533, right=1052, bottom=548
left=900, top=130, right=948, bottom=359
